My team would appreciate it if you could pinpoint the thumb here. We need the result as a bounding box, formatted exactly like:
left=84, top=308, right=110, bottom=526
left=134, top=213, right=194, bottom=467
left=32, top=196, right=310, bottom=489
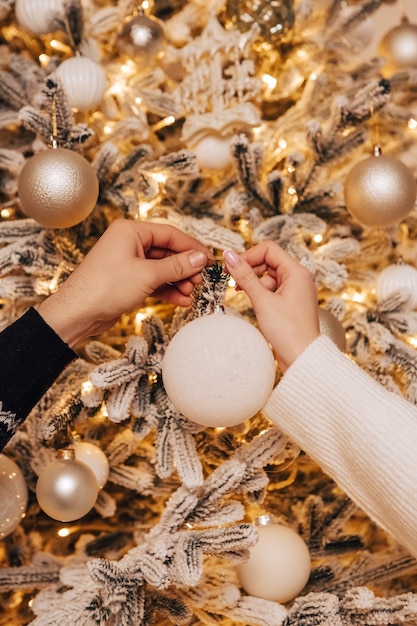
left=150, top=249, right=208, bottom=285
left=223, top=249, right=265, bottom=304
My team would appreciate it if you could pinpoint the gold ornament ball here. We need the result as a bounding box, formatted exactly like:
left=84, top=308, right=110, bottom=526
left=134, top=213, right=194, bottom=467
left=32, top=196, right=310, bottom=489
left=117, top=14, right=166, bottom=62
left=18, top=148, right=99, bottom=229
left=318, top=308, right=346, bottom=352
left=378, top=21, right=417, bottom=76
left=36, top=450, right=98, bottom=522
left=344, top=154, right=416, bottom=228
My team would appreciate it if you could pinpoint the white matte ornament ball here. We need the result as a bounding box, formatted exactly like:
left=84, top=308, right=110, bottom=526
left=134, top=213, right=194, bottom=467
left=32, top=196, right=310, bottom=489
left=15, top=0, right=64, bottom=35
left=194, top=133, right=232, bottom=171
left=36, top=450, right=99, bottom=522
left=18, top=147, right=99, bottom=229
left=162, top=311, right=276, bottom=428
left=376, top=262, right=417, bottom=310
left=56, top=57, right=107, bottom=111
left=237, top=523, right=311, bottom=603
left=0, top=454, right=28, bottom=538
left=344, top=154, right=416, bottom=228
left=378, top=21, right=417, bottom=76
left=72, top=441, right=110, bottom=489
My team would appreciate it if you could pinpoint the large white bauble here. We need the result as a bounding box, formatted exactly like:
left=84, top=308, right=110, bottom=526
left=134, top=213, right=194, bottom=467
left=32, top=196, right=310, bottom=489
left=193, top=133, right=232, bottom=171
left=56, top=57, right=107, bottom=111
left=36, top=450, right=99, bottom=522
left=162, top=311, right=276, bottom=428
left=344, top=154, right=416, bottom=228
left=237, top=523, right=311, bottom=603
left=15, top=0, right=64, bottom=35
left=376, top=262, right=417, bottom=310
left=378, top=21, right=417, bottom=77
left=0, top=454, right=28, bottom=538
left=72, top=441, right=110, bottom=489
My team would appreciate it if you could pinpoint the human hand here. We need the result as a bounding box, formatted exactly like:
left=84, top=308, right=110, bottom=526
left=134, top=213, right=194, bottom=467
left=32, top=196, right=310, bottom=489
left=38, top=219, right=213, bottom=347
left=223, top=242, right=320, bottom=372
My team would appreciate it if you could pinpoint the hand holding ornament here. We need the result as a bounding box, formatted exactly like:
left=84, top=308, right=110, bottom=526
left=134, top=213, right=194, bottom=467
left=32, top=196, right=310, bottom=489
left=223, top=242, right=320, bottom=372
left=37, top=219, right=214, bottom=348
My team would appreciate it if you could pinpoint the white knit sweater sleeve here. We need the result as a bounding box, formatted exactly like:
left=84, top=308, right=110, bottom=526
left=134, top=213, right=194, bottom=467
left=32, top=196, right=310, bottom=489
left=263, top=334, right=417, bottom=559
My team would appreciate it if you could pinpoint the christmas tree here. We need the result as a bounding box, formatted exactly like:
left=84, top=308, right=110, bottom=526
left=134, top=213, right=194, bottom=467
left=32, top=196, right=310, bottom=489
left=1, top=0, right=417, bottom=624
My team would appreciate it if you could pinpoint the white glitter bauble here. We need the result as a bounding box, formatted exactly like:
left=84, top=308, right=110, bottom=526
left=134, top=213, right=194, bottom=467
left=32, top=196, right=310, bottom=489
left=237, top=522, right=311, bottom=603
left=193, top=133, right=232, bottom=171
left=36, top=449, right=99, bottom=522
left=56, top=57, right=107, bottom=111
left=378, top=21, right=417, bottom=77
left=0, top=454, right=28, bottom=538
left=318, top=307, right=346, bottom=351
left=344, top=154, right=416, bottom=228
left=72, top=441, right=110, bottom=489
left=162, top=310, right=276, bottom=428
left=15, top=0, right=64, bottom=35
left=376, top=262, right=417, bottom=310
left=18, top=147, right=99, bottom=228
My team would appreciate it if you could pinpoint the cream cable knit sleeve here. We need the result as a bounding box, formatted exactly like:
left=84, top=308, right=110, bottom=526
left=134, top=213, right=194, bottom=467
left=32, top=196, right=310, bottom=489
left=263, top=334, right=417, bottom=559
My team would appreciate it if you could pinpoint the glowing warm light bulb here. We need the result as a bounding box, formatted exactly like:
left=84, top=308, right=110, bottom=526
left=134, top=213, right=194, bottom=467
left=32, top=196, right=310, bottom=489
left=58, top=527, right=71, bottom=537
left=262, top=74, right=277, bottom=90
left=408, top=118, right=417, bottom=130
left=313, top=234, right=323, bottom=243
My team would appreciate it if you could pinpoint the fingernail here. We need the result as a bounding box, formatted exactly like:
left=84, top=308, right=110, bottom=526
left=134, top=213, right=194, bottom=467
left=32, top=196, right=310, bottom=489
left=223, top=248, right=240, bottom=268
left=189, top=250, right=207, bottom=268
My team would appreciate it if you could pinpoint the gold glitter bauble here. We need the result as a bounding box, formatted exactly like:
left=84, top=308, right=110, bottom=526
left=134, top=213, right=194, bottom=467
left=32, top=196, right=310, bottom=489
left=18, top=148, right=99, bottom=229
left=344, top=154, right=416, bottom=228
left=378, top=21, right=417, bottom=77
left=117, top=14, right=166, bottom=62
left=318, top=308, right=346, bottom=352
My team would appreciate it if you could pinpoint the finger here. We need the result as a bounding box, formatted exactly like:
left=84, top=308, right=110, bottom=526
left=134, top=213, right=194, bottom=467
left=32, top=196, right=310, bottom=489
left=138, top=222, right=213, bottom=258
left=147, top=249, right=209, bottom=289
left=223, top=249, right=267, bottom=304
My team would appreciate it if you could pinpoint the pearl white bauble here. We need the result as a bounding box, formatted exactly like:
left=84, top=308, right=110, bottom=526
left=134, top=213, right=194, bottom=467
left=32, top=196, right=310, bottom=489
left=378, top=21, right=417, bottom=77
left=237, top=523, right=311, bottom=603
left=72, top=441, right=110, bottom=489
left=15, top=0, right=64, bottom=35
left=18, top=147, right=99, bottom=228
left=193, top=133, right=232, bottom=171
left=0, top=454, right=28, bottom=538
left=344, top=154, right=416, bottom=228
left=36, top=450, right=99, bottom=522
left=376, top=262, right=417, bottom=310
left=56, top=57, right=107, bottom=111
left=162, top=311, right=276, bottom=428
left=318, top=308, right=346, bottom=351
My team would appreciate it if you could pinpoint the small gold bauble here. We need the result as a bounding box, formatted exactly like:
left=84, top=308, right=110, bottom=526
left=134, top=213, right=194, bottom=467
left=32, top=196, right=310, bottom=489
left=344, top=154, right=416, bottom=228
left=18, top=147, right=99, bottom=229
left=117, top=14, right=166, bottom=62
left=318, top=308, right=346, bottom=352
left=378, top=21, right=417, bottom=76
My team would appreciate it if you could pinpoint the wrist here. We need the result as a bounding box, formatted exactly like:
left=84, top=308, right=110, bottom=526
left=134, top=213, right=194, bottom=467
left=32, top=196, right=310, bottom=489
left=37, top=294, right=90, bottom=348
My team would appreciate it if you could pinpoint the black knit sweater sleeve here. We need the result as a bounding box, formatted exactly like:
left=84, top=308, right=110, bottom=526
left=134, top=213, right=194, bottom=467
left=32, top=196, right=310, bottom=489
left=0, top=307, right=77, bottom=451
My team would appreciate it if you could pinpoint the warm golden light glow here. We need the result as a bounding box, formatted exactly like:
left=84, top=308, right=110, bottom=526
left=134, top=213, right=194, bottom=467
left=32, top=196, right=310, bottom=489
left=262, top=74, right=277, bottom=90
left=0, top=208, right=13, bottom=219
left=313, top=234, right=323, bottom=243
left=58, top=527, right=71, bottom=537
left=408, top=118, right=417, bottom=130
